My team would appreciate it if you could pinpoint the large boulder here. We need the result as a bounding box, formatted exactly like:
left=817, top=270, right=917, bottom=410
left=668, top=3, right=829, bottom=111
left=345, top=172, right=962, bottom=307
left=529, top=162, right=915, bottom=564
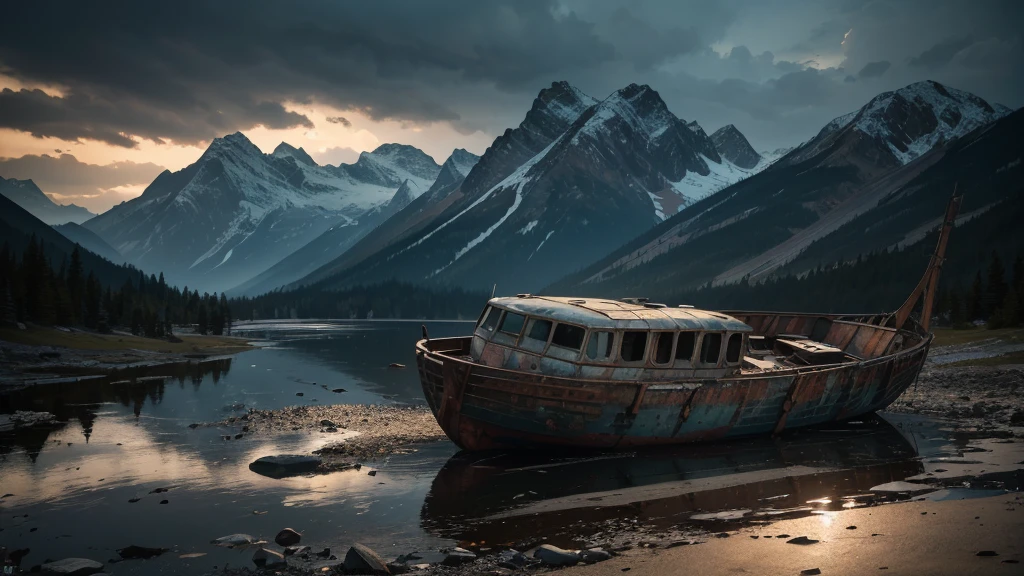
left=40, top=558, right=104, bottom=575
left=249, top=454, right=322, bottom=479
left=343, top=543, right=390, bottom=575
left=274, top=528, right=301, bottom=546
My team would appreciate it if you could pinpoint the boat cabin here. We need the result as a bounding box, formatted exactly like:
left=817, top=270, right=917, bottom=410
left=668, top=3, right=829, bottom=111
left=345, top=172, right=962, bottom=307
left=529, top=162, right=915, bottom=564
left=470, top=295, right=754, bottom=381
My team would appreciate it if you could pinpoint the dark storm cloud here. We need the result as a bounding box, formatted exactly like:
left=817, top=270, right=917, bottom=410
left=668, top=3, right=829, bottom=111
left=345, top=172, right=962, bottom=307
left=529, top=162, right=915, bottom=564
left=908, top=36, right=976, bottom=69
left=0, top=0, right=616, bottom=146
left=325, top=116, right=352, bottom=128
left=0, top=0, right=1020, bottom=154
left=857, top=60, right=891, bottom=78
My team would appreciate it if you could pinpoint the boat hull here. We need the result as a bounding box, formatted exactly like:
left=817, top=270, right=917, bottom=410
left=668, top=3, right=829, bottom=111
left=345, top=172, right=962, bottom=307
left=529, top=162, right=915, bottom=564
left=416, top=333, right=929, bottom=451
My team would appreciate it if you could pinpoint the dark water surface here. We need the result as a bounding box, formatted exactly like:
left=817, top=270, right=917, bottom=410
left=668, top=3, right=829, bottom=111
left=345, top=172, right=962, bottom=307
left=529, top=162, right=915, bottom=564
left=0, top=321, right=1018, bottom=574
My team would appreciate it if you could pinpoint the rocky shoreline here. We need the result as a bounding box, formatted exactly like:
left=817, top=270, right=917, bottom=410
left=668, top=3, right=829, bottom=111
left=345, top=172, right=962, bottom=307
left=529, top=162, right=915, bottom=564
left=4, top=332, right=1023, bottom=575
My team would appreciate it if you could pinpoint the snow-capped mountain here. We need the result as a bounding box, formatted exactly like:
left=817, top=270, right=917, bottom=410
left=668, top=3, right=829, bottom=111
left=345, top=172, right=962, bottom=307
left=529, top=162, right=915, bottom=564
left=788, top=80, right=1009, bottom=167
left=300, top=82, right=765, bottom=294
left=549, top=81, right=1013, bottom=298
left=276, top=148, right=482, bottom=293
left=229, top=148, right=468, bottom=296
left=0, top=176, right=95, bottom=225
left=710, top=125, right=762, bottom=169
left=85, top=132, right=439, bottom=292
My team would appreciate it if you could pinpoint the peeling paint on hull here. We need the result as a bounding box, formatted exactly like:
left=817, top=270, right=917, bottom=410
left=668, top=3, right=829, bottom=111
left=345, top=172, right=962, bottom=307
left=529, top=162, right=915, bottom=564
left=416, top=321, right=930, bottom=451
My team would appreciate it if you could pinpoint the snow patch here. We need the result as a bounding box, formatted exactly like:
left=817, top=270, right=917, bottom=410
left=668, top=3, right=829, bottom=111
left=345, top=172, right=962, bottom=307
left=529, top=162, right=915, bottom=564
left=518, top=220, right=539, bottom=235
left=528, top=230, right=555, bottom=261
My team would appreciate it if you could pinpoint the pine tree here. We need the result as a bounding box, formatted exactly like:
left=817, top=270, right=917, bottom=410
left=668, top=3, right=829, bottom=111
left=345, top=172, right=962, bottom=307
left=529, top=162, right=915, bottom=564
left=949, top=289, right=965, bottom=328
left=84, top=272, right=101, bottom=328
left=986, top=251, right=1007, bottom=319
left=968, top=271, right=984, bottom=321
left=197, top=304, right=208, bottom=335
left=67, top=245, right=84, bottom=323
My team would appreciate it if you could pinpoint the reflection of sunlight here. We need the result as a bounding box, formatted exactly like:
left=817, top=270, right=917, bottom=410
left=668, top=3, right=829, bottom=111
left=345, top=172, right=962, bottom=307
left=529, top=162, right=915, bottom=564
left=1, top=416, right=366, bottom=509
left=814, top=510, right=837, bottom=527
left=807, top=497, right=832, bottom=505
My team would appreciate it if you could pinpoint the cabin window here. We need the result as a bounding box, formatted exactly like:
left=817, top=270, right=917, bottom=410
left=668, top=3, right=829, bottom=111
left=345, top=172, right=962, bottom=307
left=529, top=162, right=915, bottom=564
left=479, top=306, right=500, bottom=333
left=620, top=331, right=648, bottom=363
left=653, top=332, right=674, bottom=365
left=726, top=333, right=743, bottom=364
left=699, top=333, right=722, bottom=365
left=499, top=312, right=526, bottom=336
left=551, top=323, right=586, bottom=351
left=586, top=331, right=614, bottom=361
left=524, top=318, right=552, bottom=343
left=676, top=332, right=696, bottom=363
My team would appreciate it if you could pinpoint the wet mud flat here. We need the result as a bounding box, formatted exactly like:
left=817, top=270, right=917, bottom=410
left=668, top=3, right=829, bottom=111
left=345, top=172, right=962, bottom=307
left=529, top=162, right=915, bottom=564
left=207, top=404, right=447, bottom=464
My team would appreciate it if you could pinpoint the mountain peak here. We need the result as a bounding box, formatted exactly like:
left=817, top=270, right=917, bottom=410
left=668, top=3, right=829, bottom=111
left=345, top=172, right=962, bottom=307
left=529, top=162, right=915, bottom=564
left=851, top=79, right=1005, bottom=164
left=273, top=142, right=317, bottom=166
left=711, top=125, right=761, bottom=169
left=444, top=148, right=481, bottom=178
left=0, top=175, right=94, bottom=225
left=533, top=81, right=597, bottom=124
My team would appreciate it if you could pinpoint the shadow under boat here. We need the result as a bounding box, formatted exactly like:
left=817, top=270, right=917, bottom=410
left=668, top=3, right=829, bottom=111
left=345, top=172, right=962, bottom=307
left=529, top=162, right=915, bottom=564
left=421, top=414, right=925, bottom=548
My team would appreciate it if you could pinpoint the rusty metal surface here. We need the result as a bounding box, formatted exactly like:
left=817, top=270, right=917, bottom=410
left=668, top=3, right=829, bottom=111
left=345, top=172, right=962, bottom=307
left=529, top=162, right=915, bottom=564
left=416, top=311, right=932, bottom=451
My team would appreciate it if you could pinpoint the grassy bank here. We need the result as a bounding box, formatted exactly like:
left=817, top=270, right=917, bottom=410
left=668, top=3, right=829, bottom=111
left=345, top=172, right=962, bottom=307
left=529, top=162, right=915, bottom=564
left=0, top=325, right=252, bottom=354
left=932, top=326, right=1024, bottom=347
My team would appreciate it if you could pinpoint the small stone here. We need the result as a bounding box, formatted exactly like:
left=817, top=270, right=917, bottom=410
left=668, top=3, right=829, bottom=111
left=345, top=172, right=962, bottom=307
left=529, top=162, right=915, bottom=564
left=368, top=470, right=377, bottom=476
left=283, top=545, right=309, bottom=557
left=210, top=534, right=258, bottom=548
left=159, top=500, right=169, bottom=504
left=846, top=526, right=857, bottom=530
left=442, top=547, right=477, bottom=566
left=343, top=543, right=390, bottom=575
left=39, top=557, right=104, bottom=575
left=496, top=550, right=531, bottom=569
left=776, top=534, right=790, bottom=538
left=388, top=363, right=405, bottom=369
left=800, top=569, right=822, bottom=575
left=234, top=433, right=243, bottom=439
left=787, top=536, right=819, bottom=545
left=579, top=548, right=612, bottom=563
left=716, top=532, right=730, bottom=538
left=332, top=388, right=346, bottom=393
left=976, top=551, right=999, bottom=557
left=533, top=544, right=580, bottom=567
left=296, top=392, right=304, bottom=397
left=321, top=420, right=336, bottom=427
left=315, top=548, right=331, bottom=558
left=252, top=547, right=286, bottom=568
left=127, top=498, right=140, bottom=503
left=275, top=528, right=301, bottom=547
left=188, top=423, right=199, bottom=429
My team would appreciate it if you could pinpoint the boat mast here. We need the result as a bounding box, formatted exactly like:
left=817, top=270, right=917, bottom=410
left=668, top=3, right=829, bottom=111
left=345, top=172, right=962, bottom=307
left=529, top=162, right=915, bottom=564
left=890, top=188, right=962, bottom=332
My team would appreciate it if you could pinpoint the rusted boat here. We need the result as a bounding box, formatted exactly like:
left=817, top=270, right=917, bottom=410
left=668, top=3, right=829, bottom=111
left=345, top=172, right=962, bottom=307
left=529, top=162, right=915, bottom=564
left=416, top=196, right=961, bottom=451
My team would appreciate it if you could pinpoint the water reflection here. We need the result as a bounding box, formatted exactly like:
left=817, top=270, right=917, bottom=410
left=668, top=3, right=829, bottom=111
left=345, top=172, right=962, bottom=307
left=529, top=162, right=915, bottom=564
left=421, top=416, right=924, bottom=548
left=0, top=358, right=232, bottom=459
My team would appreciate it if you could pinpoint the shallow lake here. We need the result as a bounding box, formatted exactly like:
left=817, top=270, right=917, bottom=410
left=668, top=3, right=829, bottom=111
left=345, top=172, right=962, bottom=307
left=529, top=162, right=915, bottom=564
left=0, top=321, right=1018, bottom=574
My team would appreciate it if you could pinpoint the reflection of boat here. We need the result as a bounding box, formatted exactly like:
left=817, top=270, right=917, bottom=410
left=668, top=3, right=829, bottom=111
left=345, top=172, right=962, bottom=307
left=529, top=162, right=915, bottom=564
left=416, top=197, right=961, bottom=450
left=421, top=416, right=922, bottom=545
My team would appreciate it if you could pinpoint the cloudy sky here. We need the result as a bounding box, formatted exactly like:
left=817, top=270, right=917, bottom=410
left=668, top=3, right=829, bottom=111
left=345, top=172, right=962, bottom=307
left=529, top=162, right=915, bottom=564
left=1, top=0, right=1020, bottom=212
